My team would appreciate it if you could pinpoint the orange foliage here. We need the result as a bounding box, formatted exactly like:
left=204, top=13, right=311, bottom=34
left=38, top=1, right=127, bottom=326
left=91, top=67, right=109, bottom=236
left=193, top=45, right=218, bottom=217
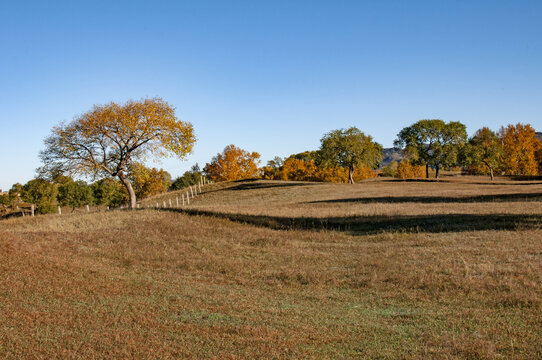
left=396, top=161, right=425, bottom=179
left=204, top=145, right=261, bottom=181
left=280, top=159, right=319, bottom=181
left=499, top=123, right=542, bottom=175
left=265, top=158, right=376, bottom=183
left=129, top=163, right=171, bottom=199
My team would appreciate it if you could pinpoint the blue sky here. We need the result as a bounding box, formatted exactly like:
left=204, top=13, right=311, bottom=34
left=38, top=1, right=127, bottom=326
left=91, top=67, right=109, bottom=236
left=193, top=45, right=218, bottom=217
left=1, top=0, right=541, bottom=190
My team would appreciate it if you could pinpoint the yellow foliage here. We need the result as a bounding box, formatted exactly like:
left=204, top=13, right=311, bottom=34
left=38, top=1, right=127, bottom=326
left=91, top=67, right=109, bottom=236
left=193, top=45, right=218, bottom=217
left=396, top=161, right=425, bottom=179
left=129, top=163, right=171, bottom=199
left=499, top=123, right=541, bottom=175
left=265, top=158, right=376, bottom=183
left=204, top=145, right=261, bottom=181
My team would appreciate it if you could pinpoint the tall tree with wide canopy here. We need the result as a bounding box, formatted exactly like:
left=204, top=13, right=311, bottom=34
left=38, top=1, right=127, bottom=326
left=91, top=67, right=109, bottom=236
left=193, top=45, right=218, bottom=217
left=394, top=119, right=467, bottom=179
left=319, top=127, right=382, bottom=184
left=40, top=98, right=195, bottom=208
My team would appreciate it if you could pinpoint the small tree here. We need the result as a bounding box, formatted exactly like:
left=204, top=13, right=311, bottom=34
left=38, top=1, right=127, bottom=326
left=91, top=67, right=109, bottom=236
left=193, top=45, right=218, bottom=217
left=319, top=127, right=382, bottom=184
left=40, top=98, right=195, bottom=209
left=394, top=119, right=467, bottom=179
left=381, top=161, right=399, bottom=177
left=92, top=178, right=127, bottom=207
left=204, top=145, right=261, bottom=181
left=170, top=164, right=203, bottom=190
left=21, top=179, right=58, bottom=214
left=462, top=127, right=502, bottom=181
left=55, top=176, right=95, bottom=210
left=129, top=163, right=171, bottom=199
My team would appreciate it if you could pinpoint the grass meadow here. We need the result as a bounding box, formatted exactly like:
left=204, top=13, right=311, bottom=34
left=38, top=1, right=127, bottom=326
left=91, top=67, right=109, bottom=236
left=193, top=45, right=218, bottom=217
left=1, top=177, right=541, bottom=359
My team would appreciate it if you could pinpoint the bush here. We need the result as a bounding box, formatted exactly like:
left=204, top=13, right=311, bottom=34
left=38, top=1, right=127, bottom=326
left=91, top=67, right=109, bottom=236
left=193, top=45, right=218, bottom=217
left=381, top=161, right=399, bottom=177
left=396, top=161, right=425, bottom=179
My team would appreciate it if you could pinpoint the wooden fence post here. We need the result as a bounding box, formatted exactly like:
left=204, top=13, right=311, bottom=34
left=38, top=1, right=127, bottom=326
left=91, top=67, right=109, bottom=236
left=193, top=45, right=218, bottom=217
left=190, top=185, right=194, bottom=198
left=86, top=204, right=90, bottom=212
left=186, top=191, right=190, bottom=205
left=31, top=204, right=35, bottom=217
left=176, top=196, right=179, bottom=207
left=58, top=206, right=62, bottom=215
left=169, top=198, right=172, bottom=207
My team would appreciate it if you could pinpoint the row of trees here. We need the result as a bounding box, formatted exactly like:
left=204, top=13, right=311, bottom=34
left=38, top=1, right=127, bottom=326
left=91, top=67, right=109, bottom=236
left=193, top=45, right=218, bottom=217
left=0, top=163, right=205, bottom=215
left=8, top=97, right=539, bottom=212
left=395, top=120, right=541, bottom=180
left=202, top=121, right=541, bottom=184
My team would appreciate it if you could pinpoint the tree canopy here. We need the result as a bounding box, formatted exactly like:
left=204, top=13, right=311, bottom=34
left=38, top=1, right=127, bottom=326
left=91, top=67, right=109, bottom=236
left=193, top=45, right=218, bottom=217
left=499, top=123, right=541, bottom=176
left=319, top=127, right=382, bottom=184
left=40, top=98, right=195, bottom=208
left=394, top=119, right=467, bottom=178
left=204, top=145, right=261, bottom=181
left=462, top=127, right=502, bottom=181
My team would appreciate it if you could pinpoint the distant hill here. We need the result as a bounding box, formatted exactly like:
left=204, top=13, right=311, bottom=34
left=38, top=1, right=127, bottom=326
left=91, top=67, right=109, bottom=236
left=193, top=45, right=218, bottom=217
left=381, top=148, right=405, bottom=167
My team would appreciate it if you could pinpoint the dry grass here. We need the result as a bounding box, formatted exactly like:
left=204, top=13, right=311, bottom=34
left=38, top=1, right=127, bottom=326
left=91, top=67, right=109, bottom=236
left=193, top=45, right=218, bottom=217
left=1, top=177, right=541, bottom=359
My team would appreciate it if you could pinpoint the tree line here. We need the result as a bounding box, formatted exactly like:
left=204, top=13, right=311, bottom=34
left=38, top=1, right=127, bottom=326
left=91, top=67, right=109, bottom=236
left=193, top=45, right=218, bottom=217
left=205, top=120, right=542, bottom=183
left=2, top=98, right=541, bottom=214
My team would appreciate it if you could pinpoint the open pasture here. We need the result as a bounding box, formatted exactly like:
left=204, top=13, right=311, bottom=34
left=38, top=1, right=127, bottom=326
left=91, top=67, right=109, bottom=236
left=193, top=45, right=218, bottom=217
left=1, top=177, right=541, bottom=359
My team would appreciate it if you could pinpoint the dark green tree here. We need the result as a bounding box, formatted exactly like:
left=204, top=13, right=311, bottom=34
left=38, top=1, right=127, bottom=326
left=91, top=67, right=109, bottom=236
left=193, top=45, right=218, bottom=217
left=55, top=176, right=95, bottom=210
left=21, top=179, right=58, bottom=214
left=394, top=119, right=467, bottom=179
left=92, top=178, right=127, bottom=207
left=170, top=164, right=203, bottom=190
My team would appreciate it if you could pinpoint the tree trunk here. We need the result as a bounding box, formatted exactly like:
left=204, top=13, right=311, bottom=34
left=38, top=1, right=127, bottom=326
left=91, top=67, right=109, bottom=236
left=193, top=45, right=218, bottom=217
left=348, top=165, right=355, bottom=184
left=426, top=164, right=429, bottom=179
left=435, top=165, right=440, bottom=179
left=118, top=171, right=137, bottom=209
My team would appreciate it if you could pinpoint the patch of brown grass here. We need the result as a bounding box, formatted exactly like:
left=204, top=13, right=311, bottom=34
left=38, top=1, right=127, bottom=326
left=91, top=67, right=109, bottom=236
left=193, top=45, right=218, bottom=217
left=0, top=177, right=541, bottom=358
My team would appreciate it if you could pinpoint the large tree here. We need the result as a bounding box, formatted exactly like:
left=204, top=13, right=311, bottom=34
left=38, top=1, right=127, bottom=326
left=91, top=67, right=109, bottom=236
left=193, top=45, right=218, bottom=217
left=394, top=119, right=467, bottom=179
left=499, top=123, right=541, bottom=176
left=204, top=144, right=261, bottom=181
left=40, top=98, right=195, bottom=208
left=319, top=127, right=382, bottom=184
left=462, top=127, right=502, bottom=181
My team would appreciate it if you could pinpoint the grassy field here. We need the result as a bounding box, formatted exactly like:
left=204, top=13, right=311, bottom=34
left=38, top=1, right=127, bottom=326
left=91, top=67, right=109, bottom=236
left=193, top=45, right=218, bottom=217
left=1, top=177, right=541, bottom=359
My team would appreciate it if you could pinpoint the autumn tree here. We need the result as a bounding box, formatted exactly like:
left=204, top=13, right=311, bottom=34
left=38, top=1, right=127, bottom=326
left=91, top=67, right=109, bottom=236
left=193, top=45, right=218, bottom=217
left=499, top=123, right=541, bottom=176
left=396, top=160, right=425, bottom=179
left=394, top=119, right=467, bottom=179
left=204, top=145, right=261, bottom=181
left=319, top=127, right=382, bottom=184
left=462, top=127, right=502, bottom=181
left=40, top=98, right=195, bottom=209
left=129, top=163, right=171, bottom=199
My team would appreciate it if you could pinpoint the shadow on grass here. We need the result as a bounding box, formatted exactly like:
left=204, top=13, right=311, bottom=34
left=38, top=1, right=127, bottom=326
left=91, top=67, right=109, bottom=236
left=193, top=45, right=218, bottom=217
left=160, top=208, right=542, bottom=235
left=307, top=192, right=542, bottom=204
left=226, top=180, right=317, bottom=191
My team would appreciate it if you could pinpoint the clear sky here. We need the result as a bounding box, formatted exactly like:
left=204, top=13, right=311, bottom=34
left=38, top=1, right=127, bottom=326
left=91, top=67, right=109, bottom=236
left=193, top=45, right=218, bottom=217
left=1, top=0, right=541, bottom=190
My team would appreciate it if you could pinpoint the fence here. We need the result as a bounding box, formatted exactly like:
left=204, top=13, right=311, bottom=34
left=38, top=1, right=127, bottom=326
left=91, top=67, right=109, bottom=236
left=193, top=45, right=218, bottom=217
left=1, top=176, right=214, bottom=220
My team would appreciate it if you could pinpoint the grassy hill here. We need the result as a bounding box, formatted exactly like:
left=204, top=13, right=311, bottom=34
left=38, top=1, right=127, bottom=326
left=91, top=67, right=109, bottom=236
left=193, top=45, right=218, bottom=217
left=1, top=178, right=541, bottom=359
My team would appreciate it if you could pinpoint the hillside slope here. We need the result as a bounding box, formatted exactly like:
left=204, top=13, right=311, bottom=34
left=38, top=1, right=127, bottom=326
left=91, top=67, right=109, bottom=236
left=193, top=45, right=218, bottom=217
left=1, top=179, right=541, bottom=359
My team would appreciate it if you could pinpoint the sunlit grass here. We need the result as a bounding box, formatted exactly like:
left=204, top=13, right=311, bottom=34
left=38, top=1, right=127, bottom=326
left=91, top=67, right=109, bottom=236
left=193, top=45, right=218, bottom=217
left=1, top=177, right=540, bottom=359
